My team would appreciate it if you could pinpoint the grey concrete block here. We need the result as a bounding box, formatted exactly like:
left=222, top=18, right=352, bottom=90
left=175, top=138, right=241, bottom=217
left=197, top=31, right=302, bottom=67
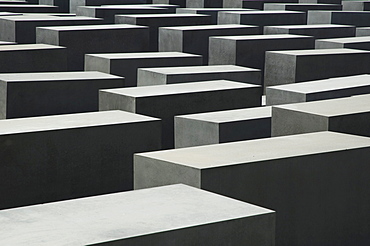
left=153, top=0, right=186, bottom=8
left=0, top=184, right=275, bottom=246
left=39, top=0, right=69, bottom=12
left=159, top=24, right=260, bottom=64
left=356, top=27, right=370, bottom=36
left=186, top=0, right=223, bottom=8
left=209, top=34, right=314, bottom=87
left=85, top=52, right=203, bottom=87
left=100, top=80, right=262, bottom=149
left=0, top=41, right=15, bottom=45
left=0, top=44, right=67, bottom=73
left=176, top=8, right=250, bottom=24
left=0, top=110, right=161, bottom=209
left=299, top=0, right=341, bottom=4
left=37, top=24, right=150, bottom=71
left=315, top=36, right=370, bottom=50
left=342, top=1, right=370, bottom=11
left=272, top=94, right=370, bottom=137
left=264, top=24, right=355, bottom=39
left=266, top=74, right=370, bottom=105
left=308, top=10, right=370, bottom=27
left=76, top=5, right=173, bottom=24
left=115, top=13, right=213, bottom=51
left=137, top=65, right=261, bottom=86
left=0, top=71, right=125, bottom=119
left=175, top=106, right=271, bottom=148
left=70, top=0, right=150, bottom=13
left=264, top=48, right=370, bottom=88
left=264, top=3, right=342, bottom=12
left=134, top=131, right=370, bottom=246
left=218, top=10, right=307, bottom=31
left=0, top=1, right=28, bottom=4
left=0, top=15, right=102, bottom=44
left=0, top=4, right=58, bottom=13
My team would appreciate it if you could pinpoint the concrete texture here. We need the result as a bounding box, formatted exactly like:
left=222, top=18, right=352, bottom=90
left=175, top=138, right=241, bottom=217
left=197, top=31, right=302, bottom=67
left=264, top=48, right=370, bottom=89
left=0, top=110, right=161, bottom=209
left=99, top=80, right=262, bottom=149
left=36, top=24, right=150, bottom=71
left=209, top=34, right=315, bottom=87
left=0, top=44, right=67, bottom=73
left=266, top=74, right=370, bottom=105
left=264, top=3, right=342, bottom=12
left=175, top=106, right=271, bottom=148
left=76, top=5, right=173, bottom=24
left=176, top=8, right=250, bottom=24
left=186, top=0, right=223, bottom=8
left=40, top=0, right=70, bottom=12
left=0, top=15, right=102, bottom=44
left=264, top=24, right=356, bottom=39
left=0, top=184, right=275, bottom=246
left=308, top=10, right=370, bottom=26
left=356, top=27, right=370, bottom=36
left=134, top=131, right=370, bottom=246
left=115, top=13, right=213, bottom=51
left=85, top=52, right=203, bottom=87
left=153, top=0, right=186, bottom=8
left=271, top=94, right=370, bottom=137
left=0, top=71, right=125, bottom=119
left=315, top=36, right=370, bottom=50
left=343, top=1, right=370, bottom=11
left=137, top=65, right=261, bottom=86
left=299, top=0, right=341, bottom=4
left=159, top=24, right=260, bottom=64
left=70, top=0, right=150, bottom=13
left=0, top=4, right=59, bottom=13
left=218, top=10, right=307, bottom=31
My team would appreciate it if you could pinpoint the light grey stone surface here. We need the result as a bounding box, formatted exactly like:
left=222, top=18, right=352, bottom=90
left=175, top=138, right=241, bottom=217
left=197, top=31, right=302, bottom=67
left=153, top=0, right=186, bottom=8
left=186, top=0, right=223, bottom=8
left=37, top=24, right=150, bottom=71
left=176, top=8, right=250, bottom=24
left=315, top=36, right=370, bottom=50
left=218, top=10, right=307, bottom=31
left=85, top=52, right=203, bottom=87
left=264, top=24, right=356, bottom=39
left=0, top=4, right=58, bottom=13
left=137, top=65, right=261, bottom=86
left=299, top=0, right=341, bottom=4
left=356, top=27, right=370, bottom=36
left=0, top=110, right=161, bottom=209
left=264, top=3, right=342, bottom=12
left=0, top=184, right=275, bottom=246
left=115, top=13, right=213, bottom=51
left=209, top=34, right=314, bottom=87
left=76, top=5, right=173, bottom=24
left=342, top=1, right=370, bottom=11
left=0, top=15, right=102, bottom=44
left=264, top=48, right=370, bottom=88
left=0, top=71, right=124, bottom=119
left=175, top=106, right=271, bottom=148
left=134, top=131, right=370, bottom=246
left=308, top=10, right=370, bottom=26
left=70, top=0, right=150, bottom=13
left=0, top=44, right=67, bottom=73
left=266, top=74, right=370, bottom=105
left=100, top=80, right=261, bottom=149
left=159, top=24, right=260, bottom=64
left=271, top=94, right=370, bottom=137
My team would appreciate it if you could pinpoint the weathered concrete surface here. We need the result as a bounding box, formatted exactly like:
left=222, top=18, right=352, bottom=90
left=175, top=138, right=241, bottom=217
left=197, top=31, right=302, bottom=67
left=308, top=10, right=370, bottom=26
left=0, top=184, right=275, bottom=246
left=315, top=36, right=370, bottom=50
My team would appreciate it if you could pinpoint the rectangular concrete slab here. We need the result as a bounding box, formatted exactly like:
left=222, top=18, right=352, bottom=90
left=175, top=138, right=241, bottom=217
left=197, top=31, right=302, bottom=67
left=176, top=8, right=250, bottom=24
left=0, top=15, right=102, bottom=43
left=0, top=4, right=59, bottom=13
left=100, top=80, right=262, bottom=149
left=343, top=1, right=370, bottom=11
left=315, top=36, right=370, bottom=50
left=264, top=48, right=370, bottom=88
left=137, top=65, right=261, bottom=86
left=264, top=3, right=342, bottom=12
left=266, top=74, right=370, bottom=105
left=85, top=52, right=203, bottom=87
left=0, top=110, right=161, bottom=209
left=175, top=106, right=271, bottom=148
left=153, top=0, right=186, bottom=8
left=158, top=24, right=260, bottom=64
left=70, top=0, right=152, bottom=13
left=0, top=44, right=67, bottom=73
left=271, top=94, right=370, bottom=137
left=134, top=131, right=370, bottom=246
left=356, top=27, right=370, bottom=36
left=264, top=24, right=356, bottom=39
left=0, top=71, right=125, bottom=119
left=308, top=10, right=370, bottom=27
left=115, top=13, right=213, bottom=51
left=36, top=24, right=150, bottom=71
left=0, top=184, right=275, bottom=246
